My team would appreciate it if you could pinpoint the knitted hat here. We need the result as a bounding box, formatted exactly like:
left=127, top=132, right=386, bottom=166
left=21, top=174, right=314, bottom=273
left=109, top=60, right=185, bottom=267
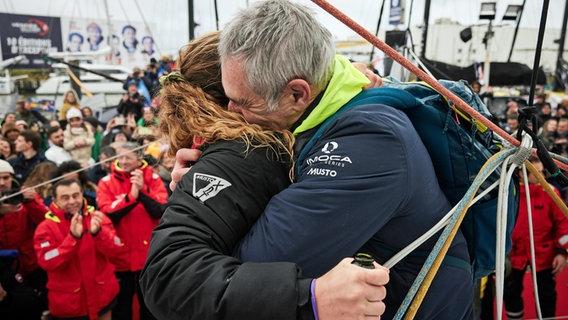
left=66, top=107, right=83, bottom=120
left=0, top=160, right=14, bottom=174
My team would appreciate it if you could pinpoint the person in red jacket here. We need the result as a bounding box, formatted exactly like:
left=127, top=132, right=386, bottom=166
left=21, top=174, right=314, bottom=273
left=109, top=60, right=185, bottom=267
left=0, top=159, right=49, bottom=315
left=96, top=142, right=167, bottom=320
left=34, top=179, right=123, bottom=320
left=504, top=157, right=568, bottom=319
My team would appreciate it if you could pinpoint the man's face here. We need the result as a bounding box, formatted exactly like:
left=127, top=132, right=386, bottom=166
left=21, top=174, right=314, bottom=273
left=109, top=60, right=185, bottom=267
left=123, top=28, right=136, bottom=43
left=117, top=148, right=139, bottom=173
left=558, top=120, right=568, bottom=134
left=54, top=183, right=83, bottom=215
left=49, top=129, right=64, bottom=147
left=221, top=57, right=307, bottom=130
left=69, top=35, right=82, bottom=52
left=143, top=38, right=153, bottom=51
left=0, top=173, right=13, bottom=192
left=128, top=84, right=138, bottom=95
left=14, top=135, right=30, bottom=153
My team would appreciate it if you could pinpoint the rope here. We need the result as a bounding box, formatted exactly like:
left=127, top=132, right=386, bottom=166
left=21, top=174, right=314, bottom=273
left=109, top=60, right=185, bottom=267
left=392, top=148, right=514, bottom=319
left=526, top=161, right=568, bottom=218
left=310, top=0, right=568, bottom=173
left=522, top=164, right=543, bottom=320
left=396, top=135, right=532, bottom=319
left=0, top=141, right=160, bottom=204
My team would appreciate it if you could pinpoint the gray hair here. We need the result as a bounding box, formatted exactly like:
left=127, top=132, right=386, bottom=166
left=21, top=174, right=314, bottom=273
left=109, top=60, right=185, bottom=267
left=117, top=142, right=143, bottom=156
left=219, top=0, right=335, bottom=112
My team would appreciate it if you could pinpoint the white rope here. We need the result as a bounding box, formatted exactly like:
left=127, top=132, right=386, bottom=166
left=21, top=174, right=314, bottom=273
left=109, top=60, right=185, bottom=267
left=0, top=140, right=162, bottom=203
left=496, top=134, right=533, bottom=320
left=522, top=163, right=543, bottom=320
left=384, top=179, right=500, bottom=268
left=385, top=135, right=533, bottom=270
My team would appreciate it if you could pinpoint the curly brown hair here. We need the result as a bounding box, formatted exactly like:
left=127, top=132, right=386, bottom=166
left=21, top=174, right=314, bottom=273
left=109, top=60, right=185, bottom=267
left=159, top=32, right=294, bottom=161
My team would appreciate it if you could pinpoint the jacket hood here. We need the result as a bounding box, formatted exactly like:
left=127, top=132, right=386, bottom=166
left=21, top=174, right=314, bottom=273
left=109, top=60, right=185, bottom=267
left=293, top=55, right=370, bottom=135
left=111, top=159, right=149, bottom=179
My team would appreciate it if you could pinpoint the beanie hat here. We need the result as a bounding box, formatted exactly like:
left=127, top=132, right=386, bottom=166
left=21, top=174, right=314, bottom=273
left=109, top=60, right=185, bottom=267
left=0, top=160, right=14, bottom=174
left=66, top=107, right=83, bottom=120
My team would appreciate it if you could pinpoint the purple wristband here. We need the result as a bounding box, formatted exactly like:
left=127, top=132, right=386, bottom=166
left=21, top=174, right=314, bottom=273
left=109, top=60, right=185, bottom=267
left=310, top=279, right=319, bottom=320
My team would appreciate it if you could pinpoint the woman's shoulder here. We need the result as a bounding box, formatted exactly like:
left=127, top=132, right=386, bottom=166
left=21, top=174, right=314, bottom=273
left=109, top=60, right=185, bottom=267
left=201, top=139, right=290, bottom=165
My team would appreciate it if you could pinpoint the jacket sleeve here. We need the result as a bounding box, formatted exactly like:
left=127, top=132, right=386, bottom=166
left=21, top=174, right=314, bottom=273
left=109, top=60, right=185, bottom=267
left=96, top=178, right=138, bottom=219
left=550, top=187, right=568, bottom=250
left=63, top=130, right=76, bottom=151
left=23, top=194, right=49, bottom=225
left=141, top=146, right=313, bottom=320
left=84, top=129, right=95, bottom=147
left=34, top=222, right=80, bottom=271
left=236, top=110, right=410, bottom=277
left=138, top=172, right=168, bottom=219
left=93, top=214, right=125, bottom=257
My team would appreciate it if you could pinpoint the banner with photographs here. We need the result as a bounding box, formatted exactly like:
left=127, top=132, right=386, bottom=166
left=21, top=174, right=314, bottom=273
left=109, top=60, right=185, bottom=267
left=0, top=13, right=63, bottom=68
left=61, top=17, right=158, bottom=69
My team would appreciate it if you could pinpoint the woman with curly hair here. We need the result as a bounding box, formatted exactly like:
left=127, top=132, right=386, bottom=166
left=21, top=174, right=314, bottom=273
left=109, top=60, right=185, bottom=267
left=141, top=31, right=318, bottom=320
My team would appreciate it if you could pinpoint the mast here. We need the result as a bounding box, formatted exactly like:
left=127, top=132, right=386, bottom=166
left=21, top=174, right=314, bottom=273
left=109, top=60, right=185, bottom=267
left=214, top=0, right=220, bottom=31
left=421, top=0, right=431, bottom=59
left=188, top=0, right=195, bottom=40
left=555, top=0, right=568, bottom=89
left=103, top=0, right=115, bottom=63
left=507, top=0, right=526, bottom=62
left=369, top=0, right=387, bottom=62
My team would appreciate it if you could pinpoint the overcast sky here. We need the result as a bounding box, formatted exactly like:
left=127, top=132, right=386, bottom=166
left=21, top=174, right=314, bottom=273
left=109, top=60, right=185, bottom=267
left=0, top=0, right=566, bottom=55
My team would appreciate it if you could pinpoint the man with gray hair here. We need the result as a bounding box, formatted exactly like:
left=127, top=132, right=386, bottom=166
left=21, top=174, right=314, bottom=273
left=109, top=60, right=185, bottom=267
left=163, top=0, right=473, bottom=319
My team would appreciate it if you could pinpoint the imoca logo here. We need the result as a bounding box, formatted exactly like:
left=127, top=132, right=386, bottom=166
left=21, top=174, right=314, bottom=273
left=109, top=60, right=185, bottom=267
left=321, top=141, right=338, bottom=154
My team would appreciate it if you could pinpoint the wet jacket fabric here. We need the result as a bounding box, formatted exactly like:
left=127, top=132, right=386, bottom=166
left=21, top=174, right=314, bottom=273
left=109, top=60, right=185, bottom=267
left=0, top=194, right=48, bottom=275
left=510, top=183, right=568, bottom=271
left=96, top=161, right=167, bottom=272
left=34, top=202, right=122, bottom=319
left=141, top=140, right=317, bottom=320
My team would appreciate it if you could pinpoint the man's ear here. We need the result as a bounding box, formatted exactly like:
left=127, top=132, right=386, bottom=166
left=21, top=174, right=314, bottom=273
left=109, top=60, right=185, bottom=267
left=284, top=79, right=311, bottom=106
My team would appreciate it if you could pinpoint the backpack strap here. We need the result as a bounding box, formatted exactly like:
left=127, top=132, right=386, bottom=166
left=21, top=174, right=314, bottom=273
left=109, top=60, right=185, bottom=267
left=295, top=87, right=421, bottom=177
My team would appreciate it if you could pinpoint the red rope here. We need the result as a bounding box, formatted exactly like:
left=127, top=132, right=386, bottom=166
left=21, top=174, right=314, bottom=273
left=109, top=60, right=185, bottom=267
left=311, top=0, right=568, bottom=172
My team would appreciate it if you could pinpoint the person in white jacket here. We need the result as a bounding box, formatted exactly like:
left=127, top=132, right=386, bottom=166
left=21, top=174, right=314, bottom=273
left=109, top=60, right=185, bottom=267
left=44, top=126, right=72, bottom=165
left=63, top=108, right=94, bottom=167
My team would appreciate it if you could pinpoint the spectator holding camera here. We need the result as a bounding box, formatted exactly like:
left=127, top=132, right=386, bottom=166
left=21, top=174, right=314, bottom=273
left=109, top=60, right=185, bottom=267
left=34, top=179, right=123, bottom=320
left=117, top=81, right=146, bottom=121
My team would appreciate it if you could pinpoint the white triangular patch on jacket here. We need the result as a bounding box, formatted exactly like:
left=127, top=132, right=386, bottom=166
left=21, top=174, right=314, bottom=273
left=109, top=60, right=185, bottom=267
left=192, top=173, right=231, bottom=202
left=40, top=241, right=50, bottom=248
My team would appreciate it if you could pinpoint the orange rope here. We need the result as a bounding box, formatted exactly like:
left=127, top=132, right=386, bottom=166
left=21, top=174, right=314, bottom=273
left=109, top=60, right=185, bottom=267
left=311, top=0, right=568, bottom=173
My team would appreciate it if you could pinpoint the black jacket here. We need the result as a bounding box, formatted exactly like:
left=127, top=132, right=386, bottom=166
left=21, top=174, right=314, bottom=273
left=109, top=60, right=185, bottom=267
left=140, top=140, right=314, bottom=320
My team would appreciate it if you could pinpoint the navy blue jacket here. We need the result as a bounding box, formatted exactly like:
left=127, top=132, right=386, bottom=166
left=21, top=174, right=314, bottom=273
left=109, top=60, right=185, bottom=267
left=236, top=104, right=474, bottom=319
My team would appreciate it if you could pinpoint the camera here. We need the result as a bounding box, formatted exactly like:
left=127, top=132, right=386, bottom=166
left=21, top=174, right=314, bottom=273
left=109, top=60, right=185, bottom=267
left=0, top=188, right=24, bottom=206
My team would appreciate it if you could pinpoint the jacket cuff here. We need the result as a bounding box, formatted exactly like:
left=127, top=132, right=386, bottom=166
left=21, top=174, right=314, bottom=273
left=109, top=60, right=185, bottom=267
left=298, top=278, right=315, bottom=320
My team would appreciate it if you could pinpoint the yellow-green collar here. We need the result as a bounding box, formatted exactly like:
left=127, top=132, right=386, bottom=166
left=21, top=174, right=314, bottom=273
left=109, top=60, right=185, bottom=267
left=292, top=55, right=370, bottom=135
